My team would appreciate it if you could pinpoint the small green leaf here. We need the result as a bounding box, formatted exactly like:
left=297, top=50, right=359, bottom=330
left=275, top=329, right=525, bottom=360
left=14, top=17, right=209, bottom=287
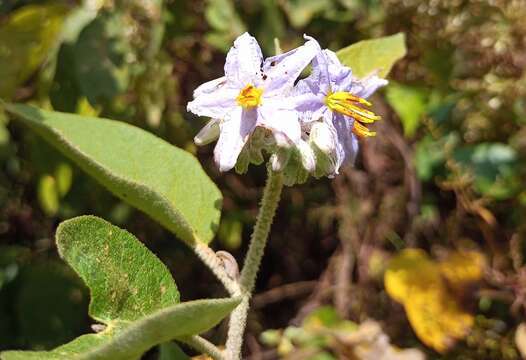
left=0, top=4, right=68, bottom=98
left=4, top=103, right=222, bottom=244
left=0, top=216, right=240, bottom=360
left=56, top=216, right=180, bottom=322
left=385, top=82, right=428, bottom=137
left=336, top=33, right=406, bottom=78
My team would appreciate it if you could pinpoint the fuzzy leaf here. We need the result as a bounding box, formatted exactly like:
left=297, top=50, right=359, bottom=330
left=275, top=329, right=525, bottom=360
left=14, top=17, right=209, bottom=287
left=1, top=298, right=239, bottom=360
left=4, top=103, right=222, bottom=244
left=56, top=216, right=180, bottom=322
left=0, top=216, right=239, bottom=360
left=336, top=33, right=406, bottom=78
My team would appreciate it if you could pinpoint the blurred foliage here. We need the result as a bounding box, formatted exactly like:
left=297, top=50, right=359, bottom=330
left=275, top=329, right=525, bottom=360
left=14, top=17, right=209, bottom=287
left=0, top=0, right=525, bottom=358
left=260, top=306, right=425, bottom=359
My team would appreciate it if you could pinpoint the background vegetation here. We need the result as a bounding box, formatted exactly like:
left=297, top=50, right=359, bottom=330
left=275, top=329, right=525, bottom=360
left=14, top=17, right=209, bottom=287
left=0, top=0, right=525, bottom=359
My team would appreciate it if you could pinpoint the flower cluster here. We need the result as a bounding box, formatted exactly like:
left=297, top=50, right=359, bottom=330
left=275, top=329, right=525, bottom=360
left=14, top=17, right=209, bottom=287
left=187, top=33, right=387, bottom=184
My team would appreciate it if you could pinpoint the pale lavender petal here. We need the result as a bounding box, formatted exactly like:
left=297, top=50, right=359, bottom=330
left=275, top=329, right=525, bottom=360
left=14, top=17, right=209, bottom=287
left=214, top=107, right=257, bottom=172
left=331, top=113, right=359, bottom=167
left=261, top=37, right=318, bottom=94
left=224, top=33, right=263, bottom=87
left=301, top=36, right=330, bottom=94
left=193, top=76, right=227, bottom=97
left=292, top=92, right=325, bottom=114
left=350, top=74, right=388, bottom=99
left=187, top=87, right=238, bottom=119
left=323, top=50, right=354, bottom=91
left=257, top=102, right=302, bottom=145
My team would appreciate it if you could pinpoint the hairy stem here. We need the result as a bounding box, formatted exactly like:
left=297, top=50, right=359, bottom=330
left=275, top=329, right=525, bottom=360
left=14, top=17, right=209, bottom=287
left=180, top=335, right=226, bottom=360
left=225, top=168, right=284, bottom=359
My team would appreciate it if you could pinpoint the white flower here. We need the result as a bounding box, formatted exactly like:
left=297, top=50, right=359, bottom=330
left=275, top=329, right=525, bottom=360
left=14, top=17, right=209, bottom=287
left=294, top=37, right=388, bottom=176
left=188, top=33, right=318, bottom=172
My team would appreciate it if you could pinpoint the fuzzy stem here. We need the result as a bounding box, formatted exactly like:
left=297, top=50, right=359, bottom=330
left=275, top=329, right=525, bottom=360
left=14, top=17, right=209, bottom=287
left=180, top=335, right=226, bottom=360
left=192, top=242, right=240, bottom=296
left=225, top=167, right=284, bottom=359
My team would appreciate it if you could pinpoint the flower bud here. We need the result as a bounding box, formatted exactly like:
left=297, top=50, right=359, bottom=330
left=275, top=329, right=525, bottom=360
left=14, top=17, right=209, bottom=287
left=310, top=122, right=338, bottom=177
left=194, top=118, right=220, bottom=146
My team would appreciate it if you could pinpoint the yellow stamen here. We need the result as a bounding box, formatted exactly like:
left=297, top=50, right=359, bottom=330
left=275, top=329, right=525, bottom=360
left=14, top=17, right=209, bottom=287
left=236, top=84, right=263, bottom=108
left=352, top=122, right=376, bottom=137
left=325, top=91, right=381, bottom=137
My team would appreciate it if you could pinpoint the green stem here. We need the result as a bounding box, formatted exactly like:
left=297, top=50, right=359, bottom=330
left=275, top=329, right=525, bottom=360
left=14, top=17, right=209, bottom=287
left=180, top=335, right=226, bottom=360
left=225, top=167, right=284, bottom=359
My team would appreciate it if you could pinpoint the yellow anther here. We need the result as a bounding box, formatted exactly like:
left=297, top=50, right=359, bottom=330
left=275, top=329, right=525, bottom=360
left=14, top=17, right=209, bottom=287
left=236, top=84, right=263, bottom=108
left=325, top=91, right=380, bottom=138
left=352, top=122, right=376, bottom=137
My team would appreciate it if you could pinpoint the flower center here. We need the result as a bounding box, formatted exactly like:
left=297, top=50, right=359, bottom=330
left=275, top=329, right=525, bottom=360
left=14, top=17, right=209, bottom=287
left=325, top=92, right=381, bottom=137
left=236, top=84, right=263, bottom=108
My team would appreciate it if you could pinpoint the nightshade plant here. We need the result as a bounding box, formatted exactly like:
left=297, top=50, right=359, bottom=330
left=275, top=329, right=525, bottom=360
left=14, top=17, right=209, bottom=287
left=0, top=32, right=405, bottom=360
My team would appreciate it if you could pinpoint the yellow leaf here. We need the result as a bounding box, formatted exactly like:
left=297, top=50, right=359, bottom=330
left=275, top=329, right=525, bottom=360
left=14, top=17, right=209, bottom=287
left=384, top=249, right=440, bottom=303
left=384, top=249, right=480, bottom=353
left=438, top=250, right=485, bottom=290
left=404, top=282, right=473, bottom=353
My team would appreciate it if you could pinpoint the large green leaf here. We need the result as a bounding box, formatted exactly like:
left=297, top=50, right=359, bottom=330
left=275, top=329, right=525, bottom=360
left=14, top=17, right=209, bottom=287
left=0, top=216, right=239, bottom=360
left=0, top=4, right=68, bottom=98
left=4, top=103, right=222, bottom=244
left=336, top=33, right=406, bottom=78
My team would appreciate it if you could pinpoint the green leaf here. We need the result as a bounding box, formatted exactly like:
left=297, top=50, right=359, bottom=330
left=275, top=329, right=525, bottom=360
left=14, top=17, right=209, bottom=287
left=73, top=13, right=132, bottom=105
left=385, top=82, right=428, bottom=137
left=4, top=103, right=222, bottom=244
left=1, top=298, right=239, bottom=360
left=0, top=4, right=68, bottom=98
left=336, top=33, right=406, bottom=78
left=0, top=216, right=239, bottom=360
left=57, top=216, right=180, bottom=322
